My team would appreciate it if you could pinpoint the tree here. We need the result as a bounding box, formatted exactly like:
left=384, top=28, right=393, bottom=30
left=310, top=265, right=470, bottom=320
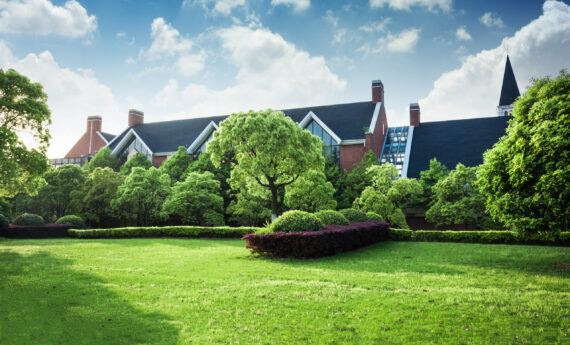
left=119, top=153, right=152, bottom=175
left=284, top=169, right=337, bottom=212
left=426, top=163, right=486, bottom=228
left=226, top=178, right=272, bottom=226
left=161, top=172, right=224, bottom=226
left=84, top=147, right=121, bottom=172
left=478, top=71, right=570, bottom=233
left=207, top=109, right=323, bottom=218
left=159, top=146, right=192, bottom=183
left=39, top=164, right=86, bottom=219
left=354, top=163, right=422, bottom=228
left=0, top=68, right=51, bottom=197
left=411, top=158, right=449, bottom=208
left=112, top=167, right=171, bottom=226
left=337, top=151, right=378, bottom=209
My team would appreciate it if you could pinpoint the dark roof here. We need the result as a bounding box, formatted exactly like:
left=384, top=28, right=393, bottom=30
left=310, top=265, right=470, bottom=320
left=99, top=132, right=115, bottom=143
left=407, top=116, right=510, bottom=178
left=499, top=56, right=520, bottom=106
left=108, top=101, right=375, bottom=154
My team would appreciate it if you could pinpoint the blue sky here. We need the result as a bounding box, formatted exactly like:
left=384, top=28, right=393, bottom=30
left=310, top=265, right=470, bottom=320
left=0, top=0, right=568, bottom=157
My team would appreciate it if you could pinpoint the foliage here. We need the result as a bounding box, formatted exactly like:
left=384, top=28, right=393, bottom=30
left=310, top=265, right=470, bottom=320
left=338, top=208, right=368, bottom=222
left=412, top=158, right=449, bottom=208
left=226, top=177, right=272, bottom=226
left=354, top=163, right=422, bottom=228
left=314, top=210, right=349, bottom=225
left=284, top=169, right=337, bottom=212
left=208, top=109, right=324, bottom=217
left=119, top=153, right=152, bottom=175
left=323, top=155, right=347, bottom=208
left=112, top=167, right=171, bottom=226
left=161, top=172, right=224, bottom=226
left=38, top=164, right=86, bottom=219
left=366, top=212, right=383, bottom=222
left=243, top=221, right=389, bottom=258
left=478, top=71, right=570, bottom=233
left=0, top=197, right=12, bottom=221
left=269, top=210, right=323, bottom=233
left=69, top=167, right=123, bottom=227
left=0, top=214, right=8, bottom=228
left=0, top=69, right=51, bottom=197
left=55, top=215, right=85, bottom=227
left=69, top=226, right=259, bottom=239
left=13, top=213, right=44, bottom=226
left=159, top=146, right=192, bottom=183
left=426, top=163, right=486, bottom=227
left=84, top=147, right=121, bottom=172
left=336, top=151, right=378, bottom=209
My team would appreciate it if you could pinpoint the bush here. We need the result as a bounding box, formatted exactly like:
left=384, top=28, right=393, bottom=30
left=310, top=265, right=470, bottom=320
left=243, top=221, right=389, bottom=258
left=269, top=210, right=323, bottom=233
left=339, top=208, right=368, bottom=222
left=366, top=212, right=383, bottom=222
left=388, top=228, right=413, bottom=241
left=314, top=210, right=349, bottom=225
left=69, top=226, right=260, bottom=239
left=55, top=215, right=85, bottom=228
left=0, top=214, right=9, bottom=228
left=13, top=213, right=44, bottom=226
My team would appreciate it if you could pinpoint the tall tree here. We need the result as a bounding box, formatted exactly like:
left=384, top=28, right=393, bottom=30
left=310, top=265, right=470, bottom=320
left=0, top=69, right=51, bottom=197
left=84, top=147, right=121, bottom=172
left=207, top=109, right=323, bottom=218
left=337, top=151, right=378, bottom=209
left=284, top=169, right=337, bottom=212
left=40, top=164, right=86, bottom=219
left=159, top=146, right=192, bottom=183
left=478, top=71, right=570, bottom=233
left=411, top=158, right=449, bottom=208
left=119, top=152, right=152, bottom=175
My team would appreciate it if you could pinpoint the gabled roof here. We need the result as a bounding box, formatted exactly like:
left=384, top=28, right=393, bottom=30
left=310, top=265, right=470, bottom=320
left=499, top=56, right=520, bottom=106
left=99, top=132, right=115, bottom=143
left=406, top=116, right=510, bottom=178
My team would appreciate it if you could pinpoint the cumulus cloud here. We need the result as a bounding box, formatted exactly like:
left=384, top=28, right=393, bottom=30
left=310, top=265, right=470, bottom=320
left=359, top=18, right=392, bottom=33
left=360, top=27, right=420, bottom=55
left=184, top=0, right=246, bottom=15
left=147, top=17, right=192, bottom=57
left=369, top=0, right=452, bottom=12
left=480, top=12, right=504, bottom=28
left=455, top=26, right=471, bottom=41
left=271, top=0, right=310, bottom=12
left=0, top=0, right=97, bottom=37
left=420, top=0, right=570, bottom=122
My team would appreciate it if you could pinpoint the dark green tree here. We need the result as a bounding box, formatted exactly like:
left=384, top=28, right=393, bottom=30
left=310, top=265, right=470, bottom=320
left=119, top=153, right=152, bottom=175
left=84, top=147, right=121, bottom=172
left=411, top=158, right=449, bottom=208
left=40, top=164, right=86, bottom=219
left=159, top=146, right=192, bottom=183
left=337, top=150, right=378, bottom=209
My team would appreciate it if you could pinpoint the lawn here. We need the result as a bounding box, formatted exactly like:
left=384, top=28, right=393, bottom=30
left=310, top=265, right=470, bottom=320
left=0, top=239, right=568, bottom=344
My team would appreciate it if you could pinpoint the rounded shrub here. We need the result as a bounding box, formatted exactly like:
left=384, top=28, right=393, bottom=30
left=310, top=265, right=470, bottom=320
left=56, top=215, right=85, bottom=227
left=13, top=213, right=45, bottom=226
left=339, top=208, right=368, bottom=222
left=0, top=214, right=9, bottom=228
left=314, top=210, right=349, bottom=225
left=270, top=210, right=323, bottom=233
left=366, top=212, right=383, bottom=222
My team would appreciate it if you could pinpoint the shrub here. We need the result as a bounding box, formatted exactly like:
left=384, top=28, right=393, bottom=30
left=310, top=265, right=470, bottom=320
left=366, top=212, right=383, bottom=222
left=243, top=221, right=390, bottom=258
left=314, top=210, right=349, bottom=225
left=13, top=213, right=44, bottom=226
left=55, top=215, right=85, bottom=228
left=269, top=210, right=323, bottom=233
left=0, top=214, right=9, bottom=228
left=339, top=208, right=368, bottom=222
left=69, top=226, right=260, bottom=239
left=388, top=228, right=413, bottom=241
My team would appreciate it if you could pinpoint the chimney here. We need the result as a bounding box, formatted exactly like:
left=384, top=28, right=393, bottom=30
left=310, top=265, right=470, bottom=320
left=410, top=103, right=420, bottom=127
left=128, top=109, right=144, bottom=127
left=87, top=115, right=102, bottom=133
left=372, top=80, right=384, bottom=103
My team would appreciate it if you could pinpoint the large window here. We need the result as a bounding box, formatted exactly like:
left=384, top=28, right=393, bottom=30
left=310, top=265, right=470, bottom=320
left=194, top=132, right=214, bottom=157
left=306, top=120, right=340, bottom=165
left=379, top=126, right=409, bottom=176
left=117, top=135, right=152, bottom=164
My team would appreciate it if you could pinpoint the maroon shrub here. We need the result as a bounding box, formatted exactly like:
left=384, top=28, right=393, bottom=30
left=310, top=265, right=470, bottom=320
left=242, top=221, right=389, bottom=258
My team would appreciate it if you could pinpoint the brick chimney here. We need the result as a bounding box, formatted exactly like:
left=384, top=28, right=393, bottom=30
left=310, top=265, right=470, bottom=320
left=410, top=103, right=420, bottom=127
left=87, top=115, right=102, bottom=133
left=372, top=80, right=384, bottom=103
left=128, top=109, right=144, bottom=127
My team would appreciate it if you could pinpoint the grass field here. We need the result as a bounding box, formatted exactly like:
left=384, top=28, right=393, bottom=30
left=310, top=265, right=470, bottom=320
left=0, top=238, right=568, bottom=344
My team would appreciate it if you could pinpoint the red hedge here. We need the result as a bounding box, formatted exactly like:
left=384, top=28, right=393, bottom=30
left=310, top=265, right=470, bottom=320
left=242, top=221, right=389, bottom=258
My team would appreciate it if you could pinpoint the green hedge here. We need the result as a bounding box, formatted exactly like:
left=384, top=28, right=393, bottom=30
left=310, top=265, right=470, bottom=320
left=388, top=228, right=570, bottom=246
left=69, top=226, right=261, bottom=239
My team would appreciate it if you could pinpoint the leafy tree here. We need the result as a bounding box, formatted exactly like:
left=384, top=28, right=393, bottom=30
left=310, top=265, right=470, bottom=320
left=478, top=71, right=570, bottom=233
left=426, top=163, right=486, bottom=228
left=323, top=155, right=347, bottom=208
left=84, top=147, right=121, bottom=172
left=112, top=167, right=171, bottom=226
left=354, top=163, right=422, bottom=228
left=161, top=172, right=224, bottom=226
left=119, top=153, right=152, bottom=175
left=284, top=169, right=337, bottom=212
left=207, top=109, right=323, bottom=218
left=412, top=158, right=449, bottom=208
left=39, top=164, right=86, bottom=219
left=0, top=68, right=51, bottom=197
left=159, top=146, right=192, bottom=183
left=226, top=177, right=272, bottom=227
left=337, top=151, right=378, bottom=209
left=0, top=197, right=12, bottom=220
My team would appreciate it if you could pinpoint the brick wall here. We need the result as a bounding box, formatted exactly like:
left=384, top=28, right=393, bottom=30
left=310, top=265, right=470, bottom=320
left=340, top=143, right=366, bottom=173
left=152, top=155, right=167, bottom=168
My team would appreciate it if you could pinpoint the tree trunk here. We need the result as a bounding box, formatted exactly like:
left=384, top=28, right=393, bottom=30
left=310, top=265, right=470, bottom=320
left=270, top=185, right=279, bottom=221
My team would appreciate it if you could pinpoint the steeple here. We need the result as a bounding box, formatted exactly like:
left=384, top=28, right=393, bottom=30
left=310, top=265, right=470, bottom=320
left=497, top=56, right=520, bottom=116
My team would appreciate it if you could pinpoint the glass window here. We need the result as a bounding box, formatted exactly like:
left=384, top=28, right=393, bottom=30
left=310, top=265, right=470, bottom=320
left=305, top=120, right=340, bottom=165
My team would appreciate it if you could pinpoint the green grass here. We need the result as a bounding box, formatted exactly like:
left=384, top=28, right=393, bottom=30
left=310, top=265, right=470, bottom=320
left=0, top=239, right=568, bottom=344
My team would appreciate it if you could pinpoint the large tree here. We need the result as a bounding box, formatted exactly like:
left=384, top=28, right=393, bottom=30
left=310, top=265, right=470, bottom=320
left=207, top=109, right=323, bottom=218
left=84, top=147, right=121, bottom=172
left=159, top=146, right=192, bottom=183
left=119, top=152, right=152, bottom=175
left=478, top=71, right=570, bottom=233
left=0, top=69, right=51, bottom=197
left=284, top=169, right=337, bottom=212
left=39, top=164, right=86, bottom=219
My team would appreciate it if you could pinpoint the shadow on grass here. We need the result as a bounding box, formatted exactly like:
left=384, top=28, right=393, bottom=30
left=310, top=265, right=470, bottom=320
left=0, top=250, right=180, bottom=345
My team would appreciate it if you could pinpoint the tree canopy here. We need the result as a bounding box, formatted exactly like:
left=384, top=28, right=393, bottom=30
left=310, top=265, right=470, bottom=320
left=284, top=169, right=337, bottom=212
left=0, top=68, right=51, bottom=197
left=159, top=146, right=192, bottom=183
left=39, top=164, right=86, bottom=219
left=119, top=152, right=152, bottom=175
left=84, top=147, right=121, bottom=172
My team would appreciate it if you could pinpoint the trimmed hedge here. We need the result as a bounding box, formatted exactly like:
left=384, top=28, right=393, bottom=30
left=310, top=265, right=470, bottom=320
left=1, top=224, right=74, bottom=238
left=69, top=226, right=261, bottom=239
left=314, top=210, right=349, bottom=225
left=56, top=215, right=85, bottom=228
left=243, top=221, right=390, bottom=258
left=13, top=213, right=44, bottom=226
left=388, top=228, right=570, bottom=246
left=339, top=208, right=368, bottom=222
left=270, top=211, right=323, bottom=233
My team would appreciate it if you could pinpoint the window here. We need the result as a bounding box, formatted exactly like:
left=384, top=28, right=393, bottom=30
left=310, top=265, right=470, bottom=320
left=306, top=120, right=340, bottom=165
left=117, top=135, right=152, bottom=164
left=379, top=126, right=410, bottom=176
left=194, top=132, right=214, bottom=157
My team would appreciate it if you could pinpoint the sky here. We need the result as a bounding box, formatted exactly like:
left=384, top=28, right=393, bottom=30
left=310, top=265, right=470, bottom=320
left=0, top=0, right=569, bottom=158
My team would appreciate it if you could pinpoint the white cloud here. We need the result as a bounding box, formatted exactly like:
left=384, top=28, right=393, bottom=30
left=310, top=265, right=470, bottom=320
left=332, top=28, right=348, bottom=45
left=271, top=0, right=310, bottom=12
left=0, top=0, right=97, bottom=37
left=369, top=0, right=452, bottom=12
left=0, top=40, right=122, bottom=157
left=359, top=28, right=420, bottom=55
left=480, top=12, right=504, bottom=28
left=455, top=26, right=471, bottom=41
left=323, top=9, right=338, bottom=27
left=359, top=18, right=391, bottom=33
left=116, top=32, right=126, bottom=38
left=184, top=0, right=246, bottom=15
left=147, top=17, right=192, bottom=58
left=420, top=0, right=570, bottom=122
left=175, top=50, right=207, bottom=77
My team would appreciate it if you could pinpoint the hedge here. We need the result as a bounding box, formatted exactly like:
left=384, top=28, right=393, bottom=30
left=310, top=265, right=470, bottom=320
left=1, top=224, right=74, bottom=238
left=242, top=221, right=389, bottom=258
left=388, top=228, right=570, bottom=246
left=69, top=226, right=261, bottom=239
